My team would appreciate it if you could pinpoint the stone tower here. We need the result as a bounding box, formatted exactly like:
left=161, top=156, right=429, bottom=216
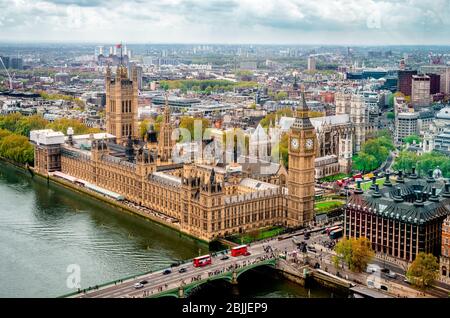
left=105, top=64, right=138, bottom=144
left=287, top=92, right=317, bottom=227
left=350, top=93, right=366, bottom=153
left=335, top=91, right=351, bottom=115
left=158, top=95, right=173, bottom=163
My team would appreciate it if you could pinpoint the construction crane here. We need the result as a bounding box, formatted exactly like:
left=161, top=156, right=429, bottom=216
left=0, top=56, right=12, bottom=90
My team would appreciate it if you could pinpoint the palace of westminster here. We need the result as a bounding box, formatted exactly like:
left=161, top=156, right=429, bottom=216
left=31, top=65, right=369, bottom=242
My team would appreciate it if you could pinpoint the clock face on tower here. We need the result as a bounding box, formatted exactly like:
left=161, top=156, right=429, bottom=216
left=290, top=137, right=299, bottom=150
left=305, top=138, right=314, bottom=150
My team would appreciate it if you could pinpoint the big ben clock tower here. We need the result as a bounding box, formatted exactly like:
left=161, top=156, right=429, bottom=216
left=287, top=91, right=317, bottom=227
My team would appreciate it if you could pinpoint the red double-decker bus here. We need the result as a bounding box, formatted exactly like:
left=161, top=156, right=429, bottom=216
left=231, top=245, right=249, bottom=257
left=193, top=254, right=212, bottom=267
left=326, top=226, right=341, bottom=235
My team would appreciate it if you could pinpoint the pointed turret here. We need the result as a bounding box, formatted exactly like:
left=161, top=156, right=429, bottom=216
left=291, top=91, right=313, bottom=130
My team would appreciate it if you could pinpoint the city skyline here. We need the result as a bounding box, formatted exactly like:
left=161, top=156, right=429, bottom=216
left=1, top=0, right=450, bottom=45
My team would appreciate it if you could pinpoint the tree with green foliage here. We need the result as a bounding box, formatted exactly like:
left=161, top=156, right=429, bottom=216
left=139, top=119, right=151, bottom=140
left=387, top=112, right=395, bottom=120
left=393, top=151, right=450, bottom=177
left=0, top=113, right=48, bottom=137
left=160, top=82, right=169, bottom=91
left=46, top=118, right=100, bottom=135
left=403, top=135, right=421, bottom=145
left=259, top=108, right=293, bottom=128
left=0, top=129, right=34, bottom=164
left=352, top=134, right=394, bottom=173
left=270, top=133, right=288, bottom=167
left=406, top=253, right=439, bottom=289
left=178, top=116, right=210, bottom=141
left=159, top=79, right=257, bottom=94
left=393, top=151, right=418, bottom=172
left=275, top=91, right=288, bottom=101
left=352, top=152, right=378, bottom=173
left=333, top=237, right=374, bottom=272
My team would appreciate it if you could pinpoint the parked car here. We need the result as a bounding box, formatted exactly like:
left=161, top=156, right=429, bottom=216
left=163, top=269, right=171, bottom=275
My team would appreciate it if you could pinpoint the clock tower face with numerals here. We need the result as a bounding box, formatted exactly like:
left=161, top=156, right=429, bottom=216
left=287, top=92, right=316, bottom=227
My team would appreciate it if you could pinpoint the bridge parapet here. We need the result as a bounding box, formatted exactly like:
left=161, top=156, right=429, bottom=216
left=150, top=257, right=278, bottom=299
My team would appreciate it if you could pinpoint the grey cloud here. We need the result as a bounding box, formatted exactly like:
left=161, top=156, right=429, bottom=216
left=44, top=0, right=108, bottom=7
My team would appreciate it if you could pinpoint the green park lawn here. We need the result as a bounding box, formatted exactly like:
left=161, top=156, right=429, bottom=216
left=314, top=200, right=345, bottom=215
left=227, top=226, right=285, bottom=244
left=361, top=178, right=386, bottom=191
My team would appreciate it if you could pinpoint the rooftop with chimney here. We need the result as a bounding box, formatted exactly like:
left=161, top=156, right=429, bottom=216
left=348, top=168, right=450, bottom=225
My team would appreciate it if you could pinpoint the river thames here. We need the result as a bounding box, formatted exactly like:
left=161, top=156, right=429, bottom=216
left=0, top=162, right=342, bottom=298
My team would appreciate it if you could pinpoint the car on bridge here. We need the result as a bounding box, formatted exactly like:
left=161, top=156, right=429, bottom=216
left=134, top=283, right=144, bottom=289
left=163, top=269, right=172, bottom=275
left=220, top=255, right=229, bottom=260
left=386, top=271, right=397, bottom=279
left=178, top=268, right=187, bottom=273
left=139, top=280, right=148, bottom=285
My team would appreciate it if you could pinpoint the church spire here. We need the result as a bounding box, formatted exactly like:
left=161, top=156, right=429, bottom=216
left=164, top=93, right=171, bottom=124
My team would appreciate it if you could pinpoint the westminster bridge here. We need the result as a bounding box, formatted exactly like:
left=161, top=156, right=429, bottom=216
left=65, top=234, right=302, bottom=299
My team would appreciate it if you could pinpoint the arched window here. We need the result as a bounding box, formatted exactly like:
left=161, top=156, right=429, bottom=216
left=442, top=266, right=447, bottom=277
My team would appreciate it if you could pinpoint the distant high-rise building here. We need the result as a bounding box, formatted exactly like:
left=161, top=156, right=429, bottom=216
left=421, top=65, right=450, bottom=94
left=411, top=74, right=431, bottom=107
left=399, top=59, right=406, bottom=70
left=10, top=57, right=23, bottom=70
left=127, top=62, right=143, bottom=90
left=307, top=56, right=316, bottom=71
left=0, top=56, right=10, bottom=69
left=427, top=73, right=441, bottom=95
left=395, top=110, right=419, bottom=144
left=397, top=70, right=417, bottom=96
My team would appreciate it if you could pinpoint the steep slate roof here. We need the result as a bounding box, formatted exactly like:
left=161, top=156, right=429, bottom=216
left=348, top=175, right=450, bottom=225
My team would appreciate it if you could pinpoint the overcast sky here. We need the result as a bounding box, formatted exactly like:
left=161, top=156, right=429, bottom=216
left=0, top=0, right=449, bottom=45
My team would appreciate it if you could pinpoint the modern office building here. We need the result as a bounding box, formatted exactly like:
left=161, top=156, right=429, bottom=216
left=344, top=171, right=450, bottom=262
left=411, top=74, right=431, bottom=107
left=395, top=111, right=419, bottom=144
left=420, top=65, right=450, bottom=94
left=398, top=70, right=417, bottom=96
left=10, top=57, right=23, bottom=70
left=307, top=56, right=316, bottom=72
left=427, top=73, right=441, bottom=95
